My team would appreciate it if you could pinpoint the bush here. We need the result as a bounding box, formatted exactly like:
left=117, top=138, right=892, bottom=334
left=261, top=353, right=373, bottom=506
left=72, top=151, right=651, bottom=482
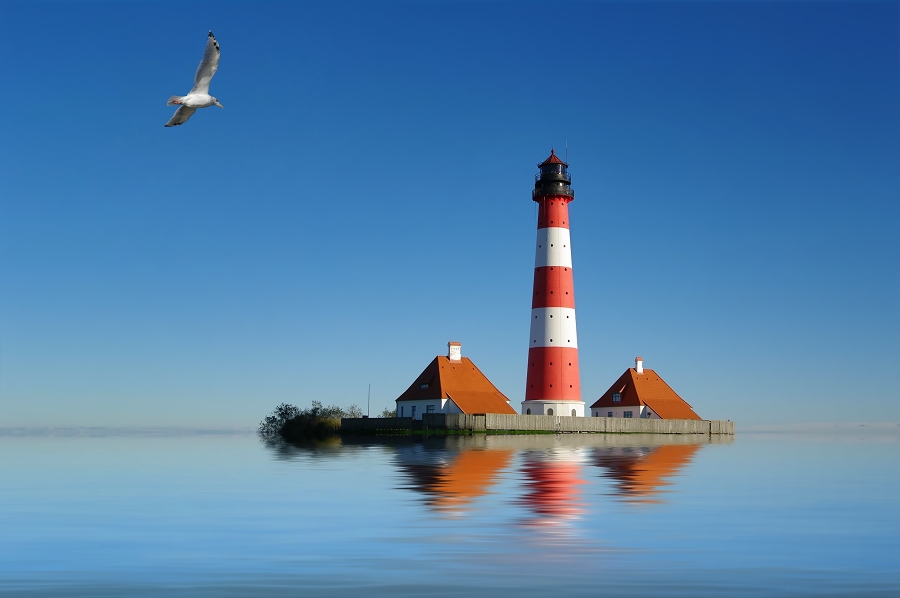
left=258, top=401, right=365, bottom=441
left=258, top=403, right=300, bottom=439
left=380, top=408, right=397, bottom=418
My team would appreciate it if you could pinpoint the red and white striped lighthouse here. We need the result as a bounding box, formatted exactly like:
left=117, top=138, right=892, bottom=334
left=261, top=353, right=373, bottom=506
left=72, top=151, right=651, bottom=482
left=522, top=150, right=584, bottom=417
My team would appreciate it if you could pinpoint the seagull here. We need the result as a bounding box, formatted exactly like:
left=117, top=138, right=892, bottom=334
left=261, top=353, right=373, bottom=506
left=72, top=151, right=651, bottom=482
left=165, top=31, right=223, bottom=127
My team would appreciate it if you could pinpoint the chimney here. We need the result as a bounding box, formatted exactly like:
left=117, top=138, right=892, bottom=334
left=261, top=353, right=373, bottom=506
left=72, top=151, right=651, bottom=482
left=635, top=356, right=643, bottom=374
left=448, top=341, right=462, bottom=361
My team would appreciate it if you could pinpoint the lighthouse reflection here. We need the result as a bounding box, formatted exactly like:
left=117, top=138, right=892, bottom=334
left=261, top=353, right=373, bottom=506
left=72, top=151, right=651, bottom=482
left=517, top=447, right=587, bottom=536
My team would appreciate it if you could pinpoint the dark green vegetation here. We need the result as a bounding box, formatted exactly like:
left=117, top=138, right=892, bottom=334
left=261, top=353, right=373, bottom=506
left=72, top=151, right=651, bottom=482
left=258, top=401, right=364, bottom=441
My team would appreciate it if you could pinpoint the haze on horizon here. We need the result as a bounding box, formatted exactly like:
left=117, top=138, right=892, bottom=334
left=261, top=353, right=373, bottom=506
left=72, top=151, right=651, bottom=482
left=0, top=1, right=897, bottom=428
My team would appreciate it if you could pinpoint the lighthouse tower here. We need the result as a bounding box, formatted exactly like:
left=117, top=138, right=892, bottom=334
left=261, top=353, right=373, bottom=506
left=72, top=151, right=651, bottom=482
left=522, top=150, right=584, bottom=417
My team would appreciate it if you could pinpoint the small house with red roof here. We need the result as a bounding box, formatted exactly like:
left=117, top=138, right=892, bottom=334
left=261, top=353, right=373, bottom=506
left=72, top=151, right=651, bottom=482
left=395, top=342, right=517, bottom=420
left=590, top=357, right=701, bottom=420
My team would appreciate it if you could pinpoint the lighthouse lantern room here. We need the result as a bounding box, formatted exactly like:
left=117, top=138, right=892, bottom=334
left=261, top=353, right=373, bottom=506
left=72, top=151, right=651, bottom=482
left=522, top=150, right=585, bottom=417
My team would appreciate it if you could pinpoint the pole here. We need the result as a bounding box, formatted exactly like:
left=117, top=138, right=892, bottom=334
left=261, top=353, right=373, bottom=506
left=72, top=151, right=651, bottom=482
left=367, top=384, right=371, bottom=418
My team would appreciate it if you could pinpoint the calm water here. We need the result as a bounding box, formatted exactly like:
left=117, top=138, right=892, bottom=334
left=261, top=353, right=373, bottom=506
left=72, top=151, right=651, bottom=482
left=1, top=429, right=898, bottom=597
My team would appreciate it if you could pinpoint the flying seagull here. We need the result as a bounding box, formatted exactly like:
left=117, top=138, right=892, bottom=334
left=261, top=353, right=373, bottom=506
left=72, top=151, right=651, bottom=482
left=165, top=31, right=223, bottom=127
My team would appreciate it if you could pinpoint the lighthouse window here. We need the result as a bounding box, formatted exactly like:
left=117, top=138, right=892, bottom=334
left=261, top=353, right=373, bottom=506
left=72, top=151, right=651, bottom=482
left=612, top=392, right=621, bottom=402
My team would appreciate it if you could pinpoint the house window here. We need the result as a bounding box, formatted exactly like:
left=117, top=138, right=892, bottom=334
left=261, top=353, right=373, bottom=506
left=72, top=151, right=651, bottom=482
left=411, top=406, right=417, bottom=418
left=426, top=405, right=435, bottom=413
left=624, top=411, right=633, bottom=418
left=420, top=383, right=429, bottom=389
left=400, top=406, right=405, bottom=417
left=608, top=412, right=613, bottom=417
left=612, top=392, right=621, bottom=403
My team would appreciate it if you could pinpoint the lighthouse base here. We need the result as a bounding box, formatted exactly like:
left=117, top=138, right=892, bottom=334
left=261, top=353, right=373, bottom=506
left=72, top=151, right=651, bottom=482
left=521, top=400, right=585, bottom=418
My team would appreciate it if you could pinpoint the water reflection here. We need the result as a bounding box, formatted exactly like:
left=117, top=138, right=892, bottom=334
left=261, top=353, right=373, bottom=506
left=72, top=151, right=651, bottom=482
left=589, top=442, right=702, bottom=504
left=392, top=437, right=513, bottom=516
left=387, top=435, right=731, bottom=517
left=270, top=434, right=728, bottom=517
left=518, top=447, right=587, bottom=530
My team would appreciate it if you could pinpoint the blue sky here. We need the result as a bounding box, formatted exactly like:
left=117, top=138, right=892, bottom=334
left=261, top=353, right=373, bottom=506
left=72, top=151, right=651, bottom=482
left=0, top=1, right=897, bottom=427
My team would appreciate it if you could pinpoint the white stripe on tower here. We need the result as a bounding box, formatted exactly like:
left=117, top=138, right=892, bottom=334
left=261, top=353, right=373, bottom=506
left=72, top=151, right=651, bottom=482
left=529, top=307, right=578, bottom=348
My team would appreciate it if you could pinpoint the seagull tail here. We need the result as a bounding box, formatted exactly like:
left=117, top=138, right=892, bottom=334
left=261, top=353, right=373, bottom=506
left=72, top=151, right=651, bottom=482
left=167, top=96, right=186, bottom=106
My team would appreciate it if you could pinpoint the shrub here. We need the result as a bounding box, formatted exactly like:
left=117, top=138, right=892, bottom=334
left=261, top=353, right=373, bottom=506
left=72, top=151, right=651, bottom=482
left=258, top=401, right=365, bottom=441
left=258, top=403, right=300, bottom=439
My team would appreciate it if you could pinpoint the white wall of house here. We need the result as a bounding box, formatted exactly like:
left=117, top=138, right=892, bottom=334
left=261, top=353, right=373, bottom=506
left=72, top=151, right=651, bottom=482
left=590, top=405, right=660, bottom=419
left=396, top=398, right=462, bottom=420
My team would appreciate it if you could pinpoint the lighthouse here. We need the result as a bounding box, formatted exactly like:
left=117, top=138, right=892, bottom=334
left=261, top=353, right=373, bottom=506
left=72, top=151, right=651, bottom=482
left=522, top=150, right=585, bottom=417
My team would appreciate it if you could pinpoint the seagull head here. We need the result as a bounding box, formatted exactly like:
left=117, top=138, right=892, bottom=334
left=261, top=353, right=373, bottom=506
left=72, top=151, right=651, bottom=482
left=213, top=98, right=224, bottom=108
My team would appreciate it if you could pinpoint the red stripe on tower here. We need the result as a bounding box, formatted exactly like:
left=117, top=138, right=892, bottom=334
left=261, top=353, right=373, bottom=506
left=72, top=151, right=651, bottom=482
left=522, top=150, right=584, bottom=417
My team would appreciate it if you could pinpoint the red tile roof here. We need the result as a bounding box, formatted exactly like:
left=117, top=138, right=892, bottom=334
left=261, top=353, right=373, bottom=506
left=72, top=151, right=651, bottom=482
left=539, top=149, right=565, bottom=166
left=396, top=356, right=517, bottom=415
left=590, top=368, right=701, bottom=420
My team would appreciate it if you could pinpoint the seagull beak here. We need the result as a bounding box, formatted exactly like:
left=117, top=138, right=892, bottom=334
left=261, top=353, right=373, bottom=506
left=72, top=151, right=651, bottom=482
left=217, top=102, right=224, bottom=108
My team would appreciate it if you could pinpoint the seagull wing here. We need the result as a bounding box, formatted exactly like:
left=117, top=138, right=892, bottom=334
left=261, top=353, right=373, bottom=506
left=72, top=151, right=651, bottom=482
left=165, top=106, right=197, bottom=127
left=190, top=31, right=220, bottom=94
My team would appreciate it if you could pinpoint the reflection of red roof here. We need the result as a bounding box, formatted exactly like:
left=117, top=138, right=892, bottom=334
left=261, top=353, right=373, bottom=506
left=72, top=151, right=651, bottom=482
left=539, top=149, right=565, bottom=166
left=431, top=449, right=514, bottom=509
left=396, top=356, right=517, bottom=415
left=590, top=368, right=701, bottom=420
left=593, top=444, right=702, bottom=504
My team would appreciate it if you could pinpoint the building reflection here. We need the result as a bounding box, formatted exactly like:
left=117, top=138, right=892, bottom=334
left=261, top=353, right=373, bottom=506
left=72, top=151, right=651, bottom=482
left=394, top=439, right=513, bottom=514
left=391, top=435, right=719, bottom=521
left=589, top=443, right=702, bottom=504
